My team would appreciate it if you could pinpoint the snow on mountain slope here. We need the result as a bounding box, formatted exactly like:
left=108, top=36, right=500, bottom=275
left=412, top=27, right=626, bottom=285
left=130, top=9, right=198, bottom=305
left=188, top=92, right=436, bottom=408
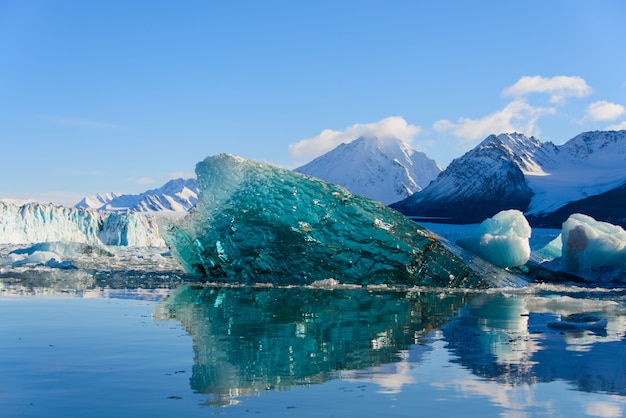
left=525, top=130, right=626, bottom=215
left=393, top=130, right=626, bottom=226
left=76, top=178, right=198, bottom=216
left=527, top=182, right=626, bottom=228
left=294, top=136, right=441, bottom=204
left=391, top=133, right=536, bottom=223
left=75, top=192, right=122, bottom=210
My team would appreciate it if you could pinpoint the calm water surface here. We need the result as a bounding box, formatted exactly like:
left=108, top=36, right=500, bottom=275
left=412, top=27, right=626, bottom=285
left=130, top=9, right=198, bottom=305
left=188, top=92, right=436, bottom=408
left=2, top=271, right=626, bottom=417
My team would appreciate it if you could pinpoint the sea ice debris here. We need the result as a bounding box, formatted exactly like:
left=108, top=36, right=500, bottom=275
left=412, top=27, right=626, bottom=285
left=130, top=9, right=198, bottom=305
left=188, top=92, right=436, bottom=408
left=456, top=209, right=531, bottom=268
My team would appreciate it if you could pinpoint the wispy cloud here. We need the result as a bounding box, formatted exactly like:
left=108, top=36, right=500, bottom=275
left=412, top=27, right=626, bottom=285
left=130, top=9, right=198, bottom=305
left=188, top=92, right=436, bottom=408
left=134, top=177, right=158, bottom=186
left=46, top=116, right=122, bottom=129
left=502, top=75, right=592, bottom=103
left=587, top=100, right=625, bottom=121
left=289, top=116, right=423, bottom=159
left=433, top=100, right=555, bottom=143
left=167, top=171, right=195, bottom=180
left=584, top=401, right=624, bottom=418
left=606, top=121, right=626, bottom=131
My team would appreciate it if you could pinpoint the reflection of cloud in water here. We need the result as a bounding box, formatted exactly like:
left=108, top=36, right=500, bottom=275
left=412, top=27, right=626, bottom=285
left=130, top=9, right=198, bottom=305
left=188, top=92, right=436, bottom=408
left=444, top=291, right=626, bottom=395
left=427, top=336, right=626, bottom=418
left=444, top=378, right=553, bottom=417
left=339, top=349, right=426, bottom=394
left=585, top=401, right=625, bottom=418
left=154, top=285, right=470, bottom=402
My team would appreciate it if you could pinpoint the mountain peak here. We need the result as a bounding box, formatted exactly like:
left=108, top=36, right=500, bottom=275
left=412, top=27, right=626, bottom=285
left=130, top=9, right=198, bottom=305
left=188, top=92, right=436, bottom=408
left=475, top=132, right=550, bottom=174
left=295, top=136, right=441, bottom=204
left=560, top=130, right=626, bottom=160
left=393, top=130, right=626, bottom=226
left=76, top=178, right=198, bottom=216
left=391, top=133, right=534, bottom=223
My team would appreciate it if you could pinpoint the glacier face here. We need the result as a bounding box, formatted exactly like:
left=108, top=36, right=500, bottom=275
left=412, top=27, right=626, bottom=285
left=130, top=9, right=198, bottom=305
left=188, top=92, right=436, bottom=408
left=0, top=201, right=164, bottom=246
left=161, top=154, right=527, bottom=288
left=295, top=136, right=441, bottom=205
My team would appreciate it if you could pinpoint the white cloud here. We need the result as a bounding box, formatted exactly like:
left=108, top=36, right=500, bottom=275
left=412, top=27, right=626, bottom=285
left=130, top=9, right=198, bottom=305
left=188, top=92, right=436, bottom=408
left=503, top=75, right=592, bottom=103
left=585, top=401, right=623, bottom=418
left=606, top=121, right=626, bottom=131
left=134, top=177, right=158, bottom=186
left=587, top=100, right=625, bottom=121
left=433, top=100, right=555, bottom=142
left=288, top=116, right=423, bottom=159
left=168, top=171, right=195, bottom=180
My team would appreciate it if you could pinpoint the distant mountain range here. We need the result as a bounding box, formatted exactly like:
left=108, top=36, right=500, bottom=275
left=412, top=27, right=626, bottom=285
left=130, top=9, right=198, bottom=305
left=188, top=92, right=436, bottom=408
left=295, top=136, right=441, bottom=204
left=391, top=131, right=626, bottom=227
left=72, top=130, right=625, bottom=229
left=75, top=178, right=198, bottom=216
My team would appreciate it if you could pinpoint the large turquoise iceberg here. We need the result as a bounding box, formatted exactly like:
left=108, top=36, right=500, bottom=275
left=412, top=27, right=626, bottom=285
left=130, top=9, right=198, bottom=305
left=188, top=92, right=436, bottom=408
left=161, top=154, right=526, bottom=288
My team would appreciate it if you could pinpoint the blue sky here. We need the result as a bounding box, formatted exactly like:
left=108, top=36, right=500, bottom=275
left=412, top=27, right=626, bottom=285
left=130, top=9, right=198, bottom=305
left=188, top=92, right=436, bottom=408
left=1, top=0, right=625, bottom=205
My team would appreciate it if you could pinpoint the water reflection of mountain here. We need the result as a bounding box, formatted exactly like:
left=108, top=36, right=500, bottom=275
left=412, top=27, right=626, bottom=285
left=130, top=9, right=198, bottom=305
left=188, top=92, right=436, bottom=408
left=154, top=285, right=472, bottom=401
left=443, top=292, right=626, bottom=395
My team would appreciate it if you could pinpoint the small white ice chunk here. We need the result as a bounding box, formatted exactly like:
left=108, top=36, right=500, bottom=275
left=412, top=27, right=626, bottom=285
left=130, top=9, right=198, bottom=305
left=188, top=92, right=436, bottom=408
left=456, top=209, right=531, bottom=268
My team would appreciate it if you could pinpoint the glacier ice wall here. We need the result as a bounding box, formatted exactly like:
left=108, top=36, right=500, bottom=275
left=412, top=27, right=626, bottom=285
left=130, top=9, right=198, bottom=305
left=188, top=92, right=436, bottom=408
left=161, top=154, right=527, bottom=288
left=0, top=202, right=164, bottom=246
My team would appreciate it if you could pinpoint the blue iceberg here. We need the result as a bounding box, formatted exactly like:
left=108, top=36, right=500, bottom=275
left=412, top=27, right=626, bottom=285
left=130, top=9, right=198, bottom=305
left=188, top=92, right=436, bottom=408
left=456, top=209, right=532, bottom=268
left=161, top=154, right=527, bottom=288
left=533, top=213, right=626, bottom=283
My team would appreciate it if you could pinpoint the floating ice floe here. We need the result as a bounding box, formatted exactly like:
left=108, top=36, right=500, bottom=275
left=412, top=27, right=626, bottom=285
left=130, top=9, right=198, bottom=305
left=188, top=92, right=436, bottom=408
left=562, top=214, right=626, bottom=272
left=535, top=214, right=626, bottom=282
left=456, top=209, right=531, bottom=268
left=160, top=154, right=528, bottom=288
left=3, top=242, right=112, bottom=270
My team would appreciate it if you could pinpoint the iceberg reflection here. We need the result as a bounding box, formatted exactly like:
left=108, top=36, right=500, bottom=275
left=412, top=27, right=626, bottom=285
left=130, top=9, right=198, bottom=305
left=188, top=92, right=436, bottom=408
left=154, top=284, right=472, bottom=401
left=156, top=284, right=626, bottom=405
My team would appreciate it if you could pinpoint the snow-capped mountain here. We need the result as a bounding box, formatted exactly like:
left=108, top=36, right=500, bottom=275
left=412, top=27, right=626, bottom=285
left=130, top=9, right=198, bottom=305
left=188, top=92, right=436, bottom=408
left=76, top=178, right=198, bottom=216
left=391, top=133, right=536, bottom=223
left=392, top=131, right=626, bottom=227
left=525, top=130, right=626, bottom=216
left=294, top=136, right=441, bottom=204
left=75, top=192, right=123, bottom=210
